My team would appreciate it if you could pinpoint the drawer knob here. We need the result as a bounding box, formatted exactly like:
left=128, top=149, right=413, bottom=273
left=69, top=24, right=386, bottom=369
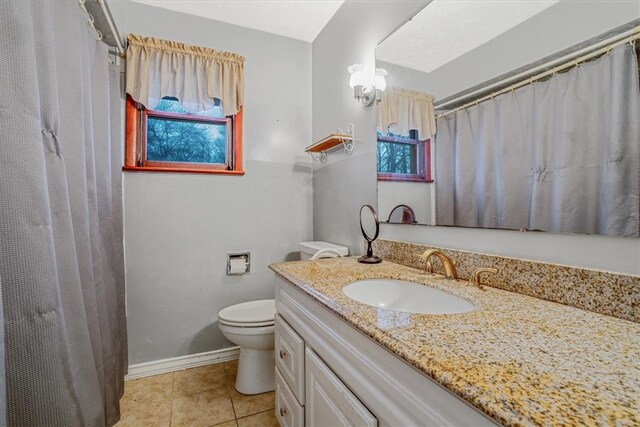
left=279, top=350, right=288, bottom=359
left=280, top=407, right=288, bottom=416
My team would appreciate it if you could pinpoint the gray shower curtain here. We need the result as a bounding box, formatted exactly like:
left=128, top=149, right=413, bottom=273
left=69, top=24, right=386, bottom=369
left=435, top=44, right=640, bottom=237
left=0, top=1, right=126, bottom=426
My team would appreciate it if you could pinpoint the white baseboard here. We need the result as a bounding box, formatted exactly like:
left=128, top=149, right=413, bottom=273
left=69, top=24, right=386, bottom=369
left=125, top=346, right=240, bottom=380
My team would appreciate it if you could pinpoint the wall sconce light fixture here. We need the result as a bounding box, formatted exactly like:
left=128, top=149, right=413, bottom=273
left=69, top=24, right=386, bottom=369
left=348, top=64, right=387, bottom=107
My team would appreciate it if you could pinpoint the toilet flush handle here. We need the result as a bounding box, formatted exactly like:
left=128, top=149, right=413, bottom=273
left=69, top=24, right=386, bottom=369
left=279, top=349, right=288, bottom=359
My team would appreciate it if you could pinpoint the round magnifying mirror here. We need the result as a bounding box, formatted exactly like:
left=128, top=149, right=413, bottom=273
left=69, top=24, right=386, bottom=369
left=358, top=204, right=382, bottom=264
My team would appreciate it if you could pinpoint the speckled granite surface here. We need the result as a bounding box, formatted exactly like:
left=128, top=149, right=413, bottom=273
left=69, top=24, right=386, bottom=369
left=372, top=239, right=640, bottom=323
left=270, top=258, right=640, bottom=427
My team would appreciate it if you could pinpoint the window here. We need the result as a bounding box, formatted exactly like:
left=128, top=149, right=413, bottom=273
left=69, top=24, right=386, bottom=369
left=124, top=96, right=244, bottom=175
left=377, top=130, right=431, bottom=182
left=124, top=34, right=245, bottom=174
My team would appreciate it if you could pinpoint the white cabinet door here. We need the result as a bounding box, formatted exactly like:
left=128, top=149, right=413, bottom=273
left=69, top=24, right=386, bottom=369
left=275, top=314, right=306, bottom=404
left=305, top=348, right=377, bottom=427
left=276, top=367, right=304, bottom=427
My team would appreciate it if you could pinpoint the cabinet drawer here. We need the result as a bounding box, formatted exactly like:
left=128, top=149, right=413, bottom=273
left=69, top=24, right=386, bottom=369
left=276, top=367, right=304, bottom=427
left=305, top=348, right=377, bottom=427
left=275, top=314, right=305, bottom=404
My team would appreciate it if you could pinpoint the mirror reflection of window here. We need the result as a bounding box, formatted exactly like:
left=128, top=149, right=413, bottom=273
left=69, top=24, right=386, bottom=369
left=377, top=130, right=431, bottom=183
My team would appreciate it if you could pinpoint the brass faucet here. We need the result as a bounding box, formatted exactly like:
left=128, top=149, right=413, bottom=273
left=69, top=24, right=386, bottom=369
left=418, top=249, right=458, bottom=279
left=468, top=267, right=498, bottom=290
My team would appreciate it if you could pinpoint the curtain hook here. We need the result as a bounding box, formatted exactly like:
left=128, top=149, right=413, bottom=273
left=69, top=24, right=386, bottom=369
left=88, top=13, right=95, bottom=27
left=96, top=30, right=103, bottom=41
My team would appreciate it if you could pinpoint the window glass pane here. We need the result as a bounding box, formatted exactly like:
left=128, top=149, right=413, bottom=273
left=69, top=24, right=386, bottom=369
left=153, top=97, right=225, bottom=118
left=377, top=140, right=418, bottom=174
left=146, top=117, right=227, bottom=164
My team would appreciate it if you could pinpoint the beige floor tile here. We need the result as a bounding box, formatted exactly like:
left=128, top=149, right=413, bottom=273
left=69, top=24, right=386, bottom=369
left=213, top=421, right=238, bottom=427
left=236, top=410, right=279, bottom=427
left=120, top=373, right=174, bottom=411
left=173, top=363, right=230, bottom=397
left=223, top=360, right=238, bottom=388
left=224, top=359, right=238, bottom=377
left=171, top=390, right=235, bottom=427
left=231, top=391, right=275, bottom=418
left=115, top=399, right=172, bottom=427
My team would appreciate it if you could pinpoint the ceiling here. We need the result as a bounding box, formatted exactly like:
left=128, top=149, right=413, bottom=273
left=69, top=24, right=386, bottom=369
left=126, top=0, right=345, bottom=42
left=377, top=0, right=560, bottom=73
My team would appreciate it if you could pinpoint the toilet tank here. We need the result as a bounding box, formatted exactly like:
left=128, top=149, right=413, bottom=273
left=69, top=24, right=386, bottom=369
left=299, top=241, right=349, bottom=260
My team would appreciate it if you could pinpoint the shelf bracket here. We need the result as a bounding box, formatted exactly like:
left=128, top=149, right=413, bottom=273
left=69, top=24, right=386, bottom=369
left=309, top=151, right=327, bottom=163
left=336, top=124, right=354, bottom=156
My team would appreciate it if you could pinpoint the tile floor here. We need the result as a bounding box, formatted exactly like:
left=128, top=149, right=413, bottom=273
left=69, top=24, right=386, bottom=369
left=116, top=360, right=278, bottom=427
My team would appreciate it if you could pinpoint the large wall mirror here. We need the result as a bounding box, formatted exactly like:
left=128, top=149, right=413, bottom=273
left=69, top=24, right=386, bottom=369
left=375, top=0, right=640, bottom=237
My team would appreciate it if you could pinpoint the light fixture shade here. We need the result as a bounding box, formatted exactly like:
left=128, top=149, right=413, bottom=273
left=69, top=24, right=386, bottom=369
left=375, top=68, right=388, bottom=92
left=348, top=64, right=366, bottom=88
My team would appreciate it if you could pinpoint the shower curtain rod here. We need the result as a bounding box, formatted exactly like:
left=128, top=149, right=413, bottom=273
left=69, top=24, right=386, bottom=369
left=436, top=26, right=640, bottom=119
left=78, top=0, right=125, bottom=57
left=97, top=0, right=124, bottom=56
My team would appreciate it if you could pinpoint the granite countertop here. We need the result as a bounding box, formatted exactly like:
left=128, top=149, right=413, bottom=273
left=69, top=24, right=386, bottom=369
left=269, top=257, right=640, bottom=427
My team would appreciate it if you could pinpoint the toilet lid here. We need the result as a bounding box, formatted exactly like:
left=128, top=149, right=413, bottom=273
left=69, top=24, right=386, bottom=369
left=218, top=299, right=275, bottom=325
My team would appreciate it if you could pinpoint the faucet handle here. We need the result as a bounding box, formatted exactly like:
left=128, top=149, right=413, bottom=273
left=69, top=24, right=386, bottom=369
left=469, top=267, right=498, bottom=290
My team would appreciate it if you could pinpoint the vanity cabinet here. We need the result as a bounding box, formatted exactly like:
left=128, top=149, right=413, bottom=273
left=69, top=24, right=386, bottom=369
left=275, top=313, right=376, bottom=427
left=274, top=276, right=497, bottom=427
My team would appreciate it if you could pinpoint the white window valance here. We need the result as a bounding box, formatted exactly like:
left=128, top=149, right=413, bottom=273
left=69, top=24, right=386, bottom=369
left=125, top=34, right=245, bottom=115
left=377, top=87, right=436, bottom=139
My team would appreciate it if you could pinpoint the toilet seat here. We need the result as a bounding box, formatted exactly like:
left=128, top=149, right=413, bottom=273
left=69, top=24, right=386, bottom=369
left=219, top=318, right=274, bottom=328
left=218, top=299, right=275, bottom=328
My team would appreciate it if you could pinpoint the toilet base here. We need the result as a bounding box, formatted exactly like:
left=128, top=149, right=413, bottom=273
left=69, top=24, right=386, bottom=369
left=235, top=348, right=275, bottom=395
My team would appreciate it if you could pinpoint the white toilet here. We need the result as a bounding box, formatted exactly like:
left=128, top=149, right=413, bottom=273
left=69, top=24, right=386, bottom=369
left=218, top=299, right=276, bottom=395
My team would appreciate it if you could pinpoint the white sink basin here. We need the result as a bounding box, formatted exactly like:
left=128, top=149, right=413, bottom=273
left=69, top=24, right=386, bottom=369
left=342, top=279, right=475, bottom=315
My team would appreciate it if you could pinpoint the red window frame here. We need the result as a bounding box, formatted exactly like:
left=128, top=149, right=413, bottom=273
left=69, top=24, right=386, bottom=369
left=124, top=95, right=244, bottom=175
left=377, top=135, right=432, bottom=183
